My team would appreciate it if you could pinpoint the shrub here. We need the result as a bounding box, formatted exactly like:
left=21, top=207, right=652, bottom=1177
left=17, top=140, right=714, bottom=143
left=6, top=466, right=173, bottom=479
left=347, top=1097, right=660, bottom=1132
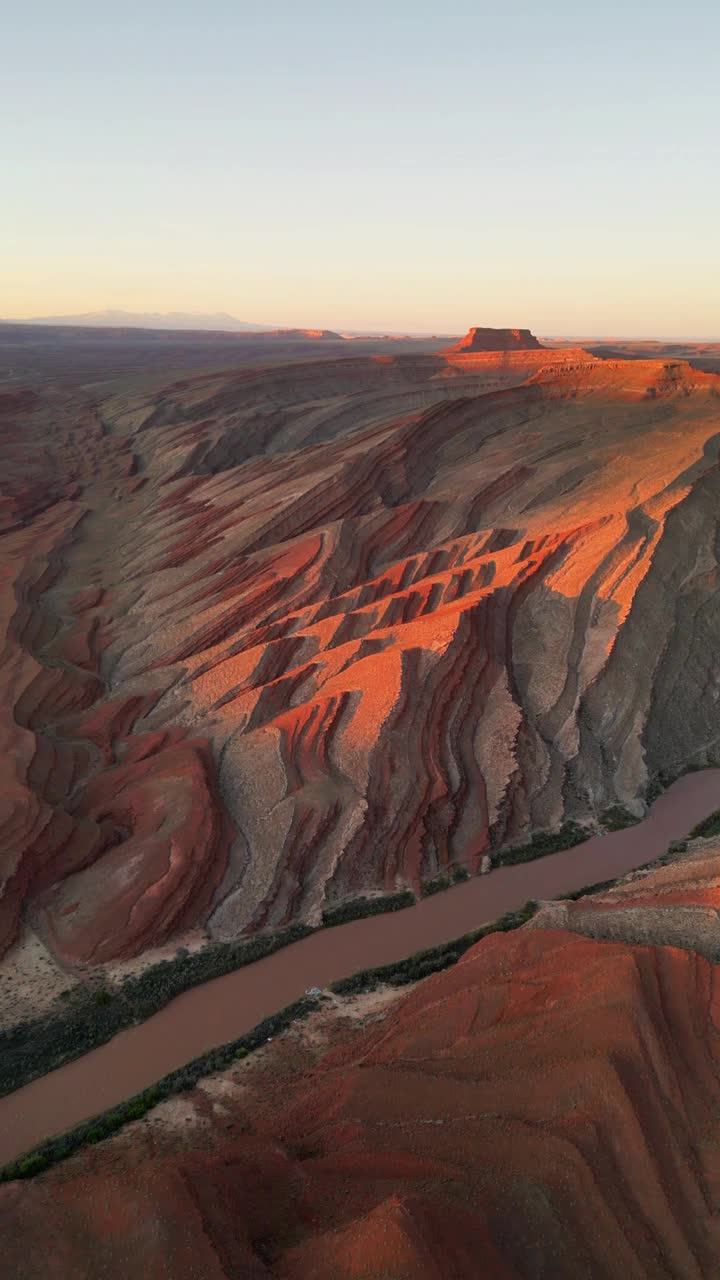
left=562, top=878, right=617, bottom=902
left=330, top=901, right=538, bottom=997
left=689, top=809, right=720, bottom=840
left=0, top=996, right=317, bottom=1184
left=321, top=890, right=414, bottom=928
left=601, top=805, right=639, bottom=832
left=0, top=921, right=316, bottom=1100
left=422, top=873, right=451, bottom=897
left=4, top=762, right=717, bottom=1171
left=645, top=760, right=711, bottom=803
left=17, top=1154, right=50, bottom=1177
left=421, top=866, right=469, bottom=896
left=645, top=778, right=663, bottom=803
left=491, top=821, right=588, bottom=868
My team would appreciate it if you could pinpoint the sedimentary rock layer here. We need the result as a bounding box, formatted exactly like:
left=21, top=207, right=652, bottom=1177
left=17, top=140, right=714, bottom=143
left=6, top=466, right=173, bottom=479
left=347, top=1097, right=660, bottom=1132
left=0, top=391, right=231, bottom=968
left=2, top=347, right=720, bottom=967
left=533, top=832, right=720, bottom=958
left=443, top=325, right=543, bottom=353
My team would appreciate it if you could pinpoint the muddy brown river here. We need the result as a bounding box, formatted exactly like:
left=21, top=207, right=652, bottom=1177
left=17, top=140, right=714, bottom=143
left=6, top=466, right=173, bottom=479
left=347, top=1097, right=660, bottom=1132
left=2, top=768, right=720, bottom=1166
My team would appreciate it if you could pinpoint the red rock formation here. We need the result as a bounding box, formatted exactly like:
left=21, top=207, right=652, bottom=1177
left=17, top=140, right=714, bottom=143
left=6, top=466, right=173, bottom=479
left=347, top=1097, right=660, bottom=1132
left=5, top=336, right=720, bottom=1276
left=2, top=347, right=720, bottom=968
left=38, top=733, right=232, bottom=964
left=0, top=390, right=231, bottom=964
left=93, top=352, right=720, bottom=943
left=532, top=832, right=720, bottom=958
left=443, top=325, right=543, bottom=353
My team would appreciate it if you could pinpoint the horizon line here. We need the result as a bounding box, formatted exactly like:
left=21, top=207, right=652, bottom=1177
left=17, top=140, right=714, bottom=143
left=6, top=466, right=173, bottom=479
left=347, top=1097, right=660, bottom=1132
left=2, top=312, right=719, bottom=344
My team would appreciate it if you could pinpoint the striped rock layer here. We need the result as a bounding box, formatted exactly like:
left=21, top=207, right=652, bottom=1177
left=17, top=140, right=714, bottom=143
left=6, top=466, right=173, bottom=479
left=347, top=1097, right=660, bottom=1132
left=2, top=348, right=720, bottom=965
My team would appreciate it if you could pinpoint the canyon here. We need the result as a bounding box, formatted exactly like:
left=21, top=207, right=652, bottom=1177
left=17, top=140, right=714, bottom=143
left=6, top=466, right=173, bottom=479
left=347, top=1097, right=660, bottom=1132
left=0, top=766, right=718, bottom=1175
left=2, top=327, right=720, bottom=978
left=7, top=834, right=720, bottom=1278
left=2, top=322, right=720, bottom=1276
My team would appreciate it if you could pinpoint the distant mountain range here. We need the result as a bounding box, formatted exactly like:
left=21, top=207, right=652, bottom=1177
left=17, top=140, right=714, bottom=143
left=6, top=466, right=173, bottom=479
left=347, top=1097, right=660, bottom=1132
left=14, top=310, right=269, bottom=332
left=5, top=311, right=457, bottom=339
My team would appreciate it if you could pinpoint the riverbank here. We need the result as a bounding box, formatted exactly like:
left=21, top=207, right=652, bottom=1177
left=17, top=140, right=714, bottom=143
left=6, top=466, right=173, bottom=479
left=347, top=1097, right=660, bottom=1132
left=1, top=768, right=719, bottom=1171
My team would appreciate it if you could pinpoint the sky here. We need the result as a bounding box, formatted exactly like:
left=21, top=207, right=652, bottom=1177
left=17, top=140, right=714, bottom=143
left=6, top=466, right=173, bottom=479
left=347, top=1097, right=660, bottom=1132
left=3, top=1, right=719, bottom=337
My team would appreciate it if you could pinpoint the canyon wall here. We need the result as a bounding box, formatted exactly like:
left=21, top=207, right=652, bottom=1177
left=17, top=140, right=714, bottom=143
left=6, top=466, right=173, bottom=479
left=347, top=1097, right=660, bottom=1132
left=2, top=349, right=720, bottom=966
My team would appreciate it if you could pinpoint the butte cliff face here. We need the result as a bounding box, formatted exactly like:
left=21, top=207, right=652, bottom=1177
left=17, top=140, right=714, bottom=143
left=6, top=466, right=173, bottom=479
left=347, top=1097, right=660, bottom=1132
left=2, top=343, right=720, bottom=970
left=443, top=325, right=543, bottom=353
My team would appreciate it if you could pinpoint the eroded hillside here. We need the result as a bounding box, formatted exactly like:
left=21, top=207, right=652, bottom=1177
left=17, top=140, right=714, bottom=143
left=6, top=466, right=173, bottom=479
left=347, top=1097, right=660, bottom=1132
left=6, top=909, right=720, bottom=1279
left=2, top=346, right=720, bottom=977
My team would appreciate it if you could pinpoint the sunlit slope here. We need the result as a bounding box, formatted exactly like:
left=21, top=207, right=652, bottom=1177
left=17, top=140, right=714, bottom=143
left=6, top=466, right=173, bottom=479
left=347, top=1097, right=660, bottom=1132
left=2, top=350, right=719, bottom=965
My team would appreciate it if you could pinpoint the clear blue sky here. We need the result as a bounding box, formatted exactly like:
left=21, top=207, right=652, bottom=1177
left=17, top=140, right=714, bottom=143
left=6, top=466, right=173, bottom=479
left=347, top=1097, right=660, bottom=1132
left=3, top=1, right=719, bottom=335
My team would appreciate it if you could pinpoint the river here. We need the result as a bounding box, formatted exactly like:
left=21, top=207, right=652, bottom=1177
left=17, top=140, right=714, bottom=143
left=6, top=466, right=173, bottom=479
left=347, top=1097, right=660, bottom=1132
left=2, top=768, right=719, bottom=1166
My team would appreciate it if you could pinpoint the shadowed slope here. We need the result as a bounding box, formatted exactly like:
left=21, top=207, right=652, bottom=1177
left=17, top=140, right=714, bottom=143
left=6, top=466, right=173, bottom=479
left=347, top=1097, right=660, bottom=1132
left=5, top=346, right=720, bottom=1277
left=0, top=390, right=232, bottom=974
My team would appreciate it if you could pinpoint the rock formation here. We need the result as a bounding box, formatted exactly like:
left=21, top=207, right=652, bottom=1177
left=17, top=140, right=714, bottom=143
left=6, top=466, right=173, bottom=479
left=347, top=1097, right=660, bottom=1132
left=532, top=831, right=720, bottom=958
left=443, top=325, right=543, bottom=353
left=4, top=332, right=720, bottom=1275
left=1, top=344, right=720, bottom=972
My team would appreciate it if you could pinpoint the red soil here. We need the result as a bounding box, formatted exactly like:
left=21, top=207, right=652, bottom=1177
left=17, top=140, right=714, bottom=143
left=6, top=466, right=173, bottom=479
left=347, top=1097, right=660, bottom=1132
left=5, top=927, right=720, bottom=1277
left=39, top=733, right=232, bottom=964
left=2, top=769, right=717, bottom=1174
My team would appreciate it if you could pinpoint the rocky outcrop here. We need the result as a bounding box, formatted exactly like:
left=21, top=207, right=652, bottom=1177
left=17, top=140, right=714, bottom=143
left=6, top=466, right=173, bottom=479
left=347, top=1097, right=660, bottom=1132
left=531, top=833, right=720, bottom=958
left=443, top=326, right=543, bottom=353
